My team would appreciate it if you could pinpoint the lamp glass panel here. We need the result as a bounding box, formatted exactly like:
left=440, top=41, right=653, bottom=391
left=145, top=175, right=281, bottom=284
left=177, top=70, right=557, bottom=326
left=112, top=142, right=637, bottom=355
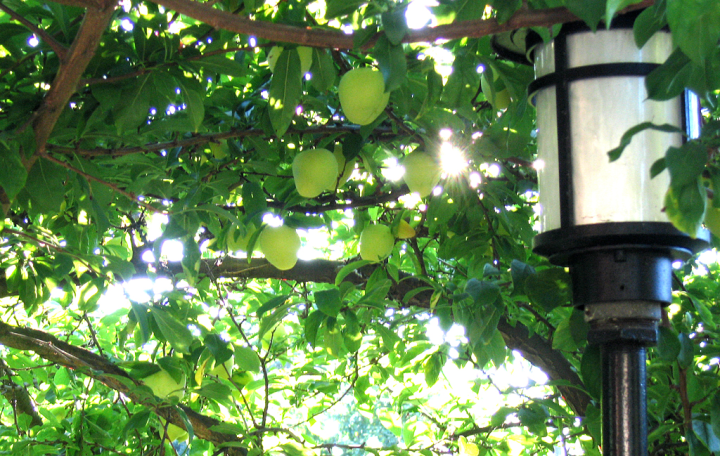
left=536, top=86, right=561, bottom=231
left=534, top=28, right=683, bottom=232
left=568, top=29, right=673, bottom=66
left=569, top=76, right=679, bottom=225
left=535, top=41, right=560, bottom=231
left=567, top=29, right=680, bottom=225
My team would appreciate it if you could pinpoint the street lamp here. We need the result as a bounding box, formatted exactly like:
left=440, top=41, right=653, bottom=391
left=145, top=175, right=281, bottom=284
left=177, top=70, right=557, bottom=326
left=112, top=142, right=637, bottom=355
left=525, top=13, right=709, bottom=456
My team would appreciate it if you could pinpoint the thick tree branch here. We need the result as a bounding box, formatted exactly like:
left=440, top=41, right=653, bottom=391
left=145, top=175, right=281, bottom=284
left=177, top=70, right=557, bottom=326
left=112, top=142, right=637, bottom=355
left=0, top=321, right=247, bottom=455
left=149, top=0, right=653, bottom=50
left=30, top=2, right=116, bottom=157
left=0, top=359, right=43, bottom=428
left=156, top=256, right=590, bottom=415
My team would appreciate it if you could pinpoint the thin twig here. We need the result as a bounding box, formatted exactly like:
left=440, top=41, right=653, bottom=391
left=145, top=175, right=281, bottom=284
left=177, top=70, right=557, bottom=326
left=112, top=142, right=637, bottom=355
left=3, top=227, right=99, bottom=276
left=80, top=45, right=257, bottom=86
left=0, top=1, right=68, bottom=59
left=47, top=126, right=399, bottom=157
left=40, top=153, right=162, bottom=214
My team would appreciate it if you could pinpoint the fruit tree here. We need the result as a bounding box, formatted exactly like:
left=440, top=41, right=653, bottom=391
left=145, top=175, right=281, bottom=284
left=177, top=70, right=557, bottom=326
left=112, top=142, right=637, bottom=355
left=0, top=1, right=720, bottom=455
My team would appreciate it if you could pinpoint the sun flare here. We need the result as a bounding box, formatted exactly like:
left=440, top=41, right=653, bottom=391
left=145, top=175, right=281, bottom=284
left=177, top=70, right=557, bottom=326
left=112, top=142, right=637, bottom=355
left=440, top=142, right=467, bottom=176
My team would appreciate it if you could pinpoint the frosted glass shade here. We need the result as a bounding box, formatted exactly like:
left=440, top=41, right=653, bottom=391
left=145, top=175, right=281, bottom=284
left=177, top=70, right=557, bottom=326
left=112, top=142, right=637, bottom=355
left=534, top=28, right=685, bottom=233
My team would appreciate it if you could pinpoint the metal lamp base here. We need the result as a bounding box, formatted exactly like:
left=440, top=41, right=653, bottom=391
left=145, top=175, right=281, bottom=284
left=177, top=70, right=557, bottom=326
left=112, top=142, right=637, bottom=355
left=533, top=222, right=710, bottom=308
left=534, top=222, right=709, bottom=456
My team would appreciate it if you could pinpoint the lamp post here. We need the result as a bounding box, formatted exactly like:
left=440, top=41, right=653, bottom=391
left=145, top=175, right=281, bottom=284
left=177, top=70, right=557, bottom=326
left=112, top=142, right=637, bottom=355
left=525, top=14, right=709, bottom=456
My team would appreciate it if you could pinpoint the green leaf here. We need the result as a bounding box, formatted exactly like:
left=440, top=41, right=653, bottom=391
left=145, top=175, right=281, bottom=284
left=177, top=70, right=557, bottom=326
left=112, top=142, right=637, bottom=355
left=607, top=123, right=683, bottom=162
left=191, top=55, right=245, bottom=77
left=569, top=308, right=588, bottom=345
left=634, top=3, right=667, bottom=48
left=657, top=326, right=681, bottom=362
left=0, top=144, right=27, bottom=199
left=114, top=74, right=152, bottom=133
left=664, top=180, right=706, bottom=237
left=488, top=0, right=522, bottom=23
left=178, top=79, right=205, bottom=132
left=484, top=330, right=506, bottom=368
left=268, top=49, right=302, bottom=138
left=381, top=8, right=408, bottom=46
left=581, top=345, right=602, bottom=400
left=688, top=430, right=711, bottom=456
left=315, top=288, right=342, bottom=317
left=667, top=0, right=720, bottom=66
left=241, top=181, right=267, bottom=221
left=323, top=322, right=344, bottom=357
left=688, top=294, right=716, bottom=329
left=342, top=310, right=362, bottom=353
left=441, top=55, right=479, bottom=109
left=585, top=404, right=602, bottom=444
left=325, top=0, right=365, bottom=19
left=130, top=302, right=151, bottom=344
left=374, top=35, right=406, bottom=93
left=182, top=237, right=201, bottom=283
left=309, top=48, right=337, bottom=93
left=646, top=48, right=692, bottom=101
left=150, top=307, right=194, bottom=354
left=677, top=332, right=694, bottom=369
left=334, top=260, right=372, bottom=286
left=25, top=159, right=66, bottom=213
left=650, top=158, right=667, bottom=179
left=423, top=352, right=443, bottom=387
left=234, top=346, right=261, bottom=372
left=525, top=268, right=572, bottom=312
left=666, top=143, right=707, bottom=189
left=711, top=391, right=720, bottom=439
left=204, top=334, right=233, bottom=365
left=510, top=260, right=535, bottom=295
left=464, top=279, right=500, bottom=306
left=455, top=0, right=488, bottom=21
left=258, top=302, right=292, bottom=340
left=304, top=310, right=326, bottom=347
left=197, top=383, right=233, bottom=405
left=605, top=0, right=644, bottom=28
left=694, top=419, right=720, bottom=453
left=564, top=0, right=604, bottom=31
left=256, top=294, right=290, bottom=318
left=122, top=409, right=151, bottom=438
left=552, top=317, right=578, bottom=352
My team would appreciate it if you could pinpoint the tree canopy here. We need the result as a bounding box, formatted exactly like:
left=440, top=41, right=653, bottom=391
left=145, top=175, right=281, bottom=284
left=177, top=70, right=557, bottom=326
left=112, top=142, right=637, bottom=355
left=1, top=0, right=720, bottom=455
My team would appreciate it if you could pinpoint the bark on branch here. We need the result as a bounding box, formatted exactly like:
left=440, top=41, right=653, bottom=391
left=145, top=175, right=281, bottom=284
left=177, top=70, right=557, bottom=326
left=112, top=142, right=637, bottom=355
left=0, top=321, right=247, bottom=454
left=157, top=256, right=591, bottom=415
left=31, top=1, right=116, bottom=157
left=0, top=359, right=43, bottom=428
left=149, top=0, right=653, bottom=50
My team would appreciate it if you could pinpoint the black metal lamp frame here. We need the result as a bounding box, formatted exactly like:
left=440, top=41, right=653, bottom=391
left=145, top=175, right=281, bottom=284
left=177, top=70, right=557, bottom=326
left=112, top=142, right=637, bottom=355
left=521, top=13, right=710, bottom=456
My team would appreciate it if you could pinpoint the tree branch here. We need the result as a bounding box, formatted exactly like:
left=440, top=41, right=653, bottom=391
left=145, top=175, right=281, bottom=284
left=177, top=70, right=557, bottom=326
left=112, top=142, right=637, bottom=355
left=153, top=256, right=590, bottom=415
left=0, top=358, right=43, bottom=428
left=0, top=321, right=247, bottom=455
left=149, top=0, right=653, bottom=50
left=47, top=126, right=398, bottom=157
left=0, top=1, right=68, bottom=59
left=30, top=1, right=116, bottom=158
left=41, top=153, right=163, bottom=214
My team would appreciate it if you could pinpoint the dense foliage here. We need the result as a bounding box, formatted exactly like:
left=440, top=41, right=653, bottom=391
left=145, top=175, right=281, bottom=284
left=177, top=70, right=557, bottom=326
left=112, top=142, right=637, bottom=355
left=0, top=0, right=720, bottom=455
